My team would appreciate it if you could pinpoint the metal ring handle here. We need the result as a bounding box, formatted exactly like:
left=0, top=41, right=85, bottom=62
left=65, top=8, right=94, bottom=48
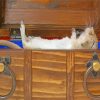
left=84, top=66, right=100, bottom=99
left=0, top=59, right=16, bottom=100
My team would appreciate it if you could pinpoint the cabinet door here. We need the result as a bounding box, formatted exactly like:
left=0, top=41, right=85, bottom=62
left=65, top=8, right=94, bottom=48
left=74, top=51, right=100, bottom=100
left=32, top=51, right=67, bottom=100
left=0, top=0, right=5, bottom=25
left=0, top=50, right=25, bottom=100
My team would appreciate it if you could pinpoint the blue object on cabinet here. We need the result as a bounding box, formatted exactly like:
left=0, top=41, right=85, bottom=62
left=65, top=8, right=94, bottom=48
left=0, top=40, right=23, bottom=49
left=98, top=42, right=100, bottom=49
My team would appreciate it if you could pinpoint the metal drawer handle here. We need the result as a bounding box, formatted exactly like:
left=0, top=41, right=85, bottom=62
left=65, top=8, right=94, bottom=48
left=0, top=57, right=16, bottom=100
left=83, top=52, right=100, bottom=99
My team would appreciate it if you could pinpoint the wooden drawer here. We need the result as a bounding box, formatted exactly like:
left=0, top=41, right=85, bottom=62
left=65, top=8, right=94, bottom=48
left=0, top=50, right=100, bottom=100
left=0, top=50, right=67, bottom=100
left=0, top=50, right=32, bottom=100
left=0, top=50, right=24, bottom=100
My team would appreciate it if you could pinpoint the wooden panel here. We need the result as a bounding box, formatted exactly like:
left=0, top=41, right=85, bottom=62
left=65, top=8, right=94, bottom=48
left=32, top=51, right=67, bottom=100
left=4, top=9, right=94, bottom=26
left=3, top=0, right=95, bottom=27
left=24, top=50, right=32, bottom=100
left=94, top=0, right=100, bottom=28
left=0, top=50, right=24, bottom=100
left=67, top=51, right=75, bottom=100
left=0, top=0, right=5, bottom=25
left=0, top=0, right=99, bottom=29
left=6, top=0, right=94, bottom=10
left=74, top=51, right=100, bottom=100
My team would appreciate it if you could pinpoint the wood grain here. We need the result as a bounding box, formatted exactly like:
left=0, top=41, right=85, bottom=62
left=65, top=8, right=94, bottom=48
left=0, top=0, right=100, bottom=29
left=6, top=0, right=94, bottom=10
left=0, top=50, right=100, bottom=100
left=0, top=50, right=24, bottom=100
left=3, top=0, right=95, bottom=27
left=4, top=9, right=94, bottom=26
left=0, top=0, right=4, bottom=25
left=67, top=51, right=75, bottom=100
left=32, top=51, right=66, bottom=100
left=74, top=51, right=100, bottom=100
left=24, top=50, right=32, bottom=100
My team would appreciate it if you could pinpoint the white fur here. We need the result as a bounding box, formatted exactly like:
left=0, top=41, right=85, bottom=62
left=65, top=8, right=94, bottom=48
left=20, top=21, right=98, bottom=50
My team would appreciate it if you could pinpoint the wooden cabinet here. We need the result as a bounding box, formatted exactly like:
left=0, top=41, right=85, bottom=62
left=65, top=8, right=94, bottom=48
left=0, top=0, right=100, bottom=100
left=0, top=50, right=100, bottom=100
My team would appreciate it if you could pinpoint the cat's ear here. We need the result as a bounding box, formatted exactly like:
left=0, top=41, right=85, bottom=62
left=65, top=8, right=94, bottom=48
left=91, top=27, right=94, bottom=32
left=89, top=27, right=95, bottom=35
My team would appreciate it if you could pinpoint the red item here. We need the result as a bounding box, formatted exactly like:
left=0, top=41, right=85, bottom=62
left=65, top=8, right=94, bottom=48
left=0, top=37, right=10, bottom=40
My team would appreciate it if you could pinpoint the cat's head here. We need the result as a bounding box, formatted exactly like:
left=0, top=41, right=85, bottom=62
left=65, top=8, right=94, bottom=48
left=71, top=27, right=98, bottom=49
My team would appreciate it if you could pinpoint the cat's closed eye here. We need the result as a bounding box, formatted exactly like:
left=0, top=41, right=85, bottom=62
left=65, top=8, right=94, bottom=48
left=89, top=32, right=94, bottom=35
left=81, top=41, right=89, bottom=47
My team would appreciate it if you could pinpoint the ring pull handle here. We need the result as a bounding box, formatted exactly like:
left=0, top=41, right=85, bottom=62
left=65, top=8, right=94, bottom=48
left=84, top=52, right=100, bottom=99
left=0, top=57, right=16, bottom=100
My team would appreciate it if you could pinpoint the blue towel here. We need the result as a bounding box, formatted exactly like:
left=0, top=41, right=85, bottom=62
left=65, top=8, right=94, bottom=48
left=0, top=40, right=23, bottom=49
left=98, top=42, right=100, bottom=49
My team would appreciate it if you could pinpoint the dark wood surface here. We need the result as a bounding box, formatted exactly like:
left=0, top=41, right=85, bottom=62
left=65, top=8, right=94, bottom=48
left=0, top=0, right=5, bottom=25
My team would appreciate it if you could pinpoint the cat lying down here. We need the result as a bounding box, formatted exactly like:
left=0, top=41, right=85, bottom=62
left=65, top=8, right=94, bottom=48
left=20, top=22, right=98, bottom=49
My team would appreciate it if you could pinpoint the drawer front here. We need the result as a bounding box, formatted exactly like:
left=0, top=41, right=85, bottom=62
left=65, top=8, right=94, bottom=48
left=32, top=51, right=67, bottom=100
left=0, top=50, right=25, bottom=100
left=74, top=51, right=100, bottom=100
left=0, top=50, right=100, bottom=100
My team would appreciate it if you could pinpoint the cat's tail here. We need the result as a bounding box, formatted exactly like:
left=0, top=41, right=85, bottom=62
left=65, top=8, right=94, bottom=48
left=20, top=21, right=27, bottom=42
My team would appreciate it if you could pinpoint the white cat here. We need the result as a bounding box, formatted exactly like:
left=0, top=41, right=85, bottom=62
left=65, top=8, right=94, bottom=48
left=20, top=22, right=98, bottom=49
